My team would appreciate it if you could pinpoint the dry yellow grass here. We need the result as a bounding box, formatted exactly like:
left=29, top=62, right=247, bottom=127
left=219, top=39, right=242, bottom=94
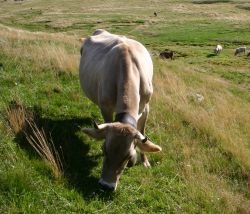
left=151, top=60, right=250, bottom=211
left=25, top=120, right=63, bottom=178
left=0, top=24, right=78, bottom=45
left=153, top=60, right=250, bottom=170
left=5, top=102, right=63, bottom=178
left=185, top=171, right=250, bottom=213
left=5, top=102, right=30, bottom=134
left=0, top=24, right=79, bottom=75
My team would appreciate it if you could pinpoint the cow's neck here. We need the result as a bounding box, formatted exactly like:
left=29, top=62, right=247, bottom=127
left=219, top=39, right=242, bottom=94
left=114, top=112, right=137, bottom=128
left=115, top=46, right=140, bottom=123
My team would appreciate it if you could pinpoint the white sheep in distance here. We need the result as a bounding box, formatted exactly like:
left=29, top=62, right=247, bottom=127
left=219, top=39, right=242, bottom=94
left=213, top=45, right=223, bottom=55
left=235, top=47, right=247, bottom=56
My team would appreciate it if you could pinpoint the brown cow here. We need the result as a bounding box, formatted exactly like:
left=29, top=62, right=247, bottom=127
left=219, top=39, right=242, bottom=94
left=159, top=50, right=174, bottom=60
left=79, top=29, right=162, bottom=191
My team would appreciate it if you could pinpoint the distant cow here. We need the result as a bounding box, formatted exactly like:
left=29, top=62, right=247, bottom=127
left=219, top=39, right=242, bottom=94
left=235, top=47, right=247, bottom=56
left=213, top=45, right=222, bottom=55
left=79, top=29, right=162, bottom=191
left=159, top=50, right=174, bottom=60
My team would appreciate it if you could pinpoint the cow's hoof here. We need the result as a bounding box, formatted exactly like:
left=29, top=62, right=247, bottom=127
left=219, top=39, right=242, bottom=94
left=143, top=160, right=151, bottom=168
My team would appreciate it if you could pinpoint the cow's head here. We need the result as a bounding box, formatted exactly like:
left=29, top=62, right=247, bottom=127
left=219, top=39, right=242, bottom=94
left=82, top=122, right=161, bottom=191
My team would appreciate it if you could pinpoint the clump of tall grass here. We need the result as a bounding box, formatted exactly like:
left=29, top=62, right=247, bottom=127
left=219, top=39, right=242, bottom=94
left=5, top=102, right=63, bottom=178
left=5, top=102, right=31, bottom=134
left=25, top=120, right=63, bottom=178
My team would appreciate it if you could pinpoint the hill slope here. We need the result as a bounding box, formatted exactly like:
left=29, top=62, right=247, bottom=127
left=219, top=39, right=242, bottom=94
left=0, top=0, right=250, bottom=213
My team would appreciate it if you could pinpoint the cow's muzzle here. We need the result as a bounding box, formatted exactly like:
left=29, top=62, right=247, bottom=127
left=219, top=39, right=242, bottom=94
left=98, top=178, right=117, bottom=191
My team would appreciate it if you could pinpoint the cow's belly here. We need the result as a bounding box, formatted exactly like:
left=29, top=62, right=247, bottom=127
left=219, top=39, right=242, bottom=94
left=80, top=69, right=117, bottom=109
left=79, top=65, right=100, bottom=104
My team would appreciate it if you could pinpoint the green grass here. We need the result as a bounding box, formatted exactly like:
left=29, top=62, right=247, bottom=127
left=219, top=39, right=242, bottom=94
left=0, top=0, right=250, bottom=213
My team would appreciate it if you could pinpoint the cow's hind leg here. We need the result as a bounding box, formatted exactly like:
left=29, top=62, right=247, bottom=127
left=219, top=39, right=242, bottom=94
left=137, top=104, right=151, bottom=168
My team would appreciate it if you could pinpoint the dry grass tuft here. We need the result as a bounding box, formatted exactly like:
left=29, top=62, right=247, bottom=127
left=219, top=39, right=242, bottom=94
left=5, top=102, right=31, bottom=134
left=25, top=120, right=63, bottom=178
left=5, top=102, right=63, bottom=178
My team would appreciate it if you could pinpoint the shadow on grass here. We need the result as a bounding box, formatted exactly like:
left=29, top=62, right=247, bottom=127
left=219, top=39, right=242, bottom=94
left=236, top=5, right=250, bottom=11
left=193, top=0, right=231, bottom=4
left=12, top=104, right=115, bottom=200
left=206, top=53, right=217, bottom=58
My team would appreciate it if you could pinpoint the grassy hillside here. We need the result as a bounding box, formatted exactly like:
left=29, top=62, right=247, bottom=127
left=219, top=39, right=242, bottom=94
left=0, top=0, right=250, bottom=213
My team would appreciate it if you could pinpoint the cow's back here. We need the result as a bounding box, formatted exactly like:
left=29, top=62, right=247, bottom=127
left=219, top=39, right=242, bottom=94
left=79, top=30, right=153, bottom=115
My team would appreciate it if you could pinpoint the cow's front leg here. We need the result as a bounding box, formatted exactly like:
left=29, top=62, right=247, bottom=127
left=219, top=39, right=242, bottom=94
left=137, top=104, right=151, bottom=168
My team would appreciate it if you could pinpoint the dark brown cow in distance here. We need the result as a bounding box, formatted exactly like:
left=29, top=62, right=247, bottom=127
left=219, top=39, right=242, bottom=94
left=159, top=50, right=174, bottom=60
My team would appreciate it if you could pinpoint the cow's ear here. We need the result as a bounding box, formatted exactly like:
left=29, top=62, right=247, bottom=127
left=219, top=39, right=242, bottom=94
left=136, top=140, right=162, bottom=153
left=135, top=132, right=162, bottom=153
left=82, top=123, right=109, bottom=140
left=82, top=128, right=106, bottom=140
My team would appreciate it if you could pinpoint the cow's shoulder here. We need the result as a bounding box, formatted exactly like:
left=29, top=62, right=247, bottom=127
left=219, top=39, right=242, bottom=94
left=84, top=31, right=126, bottom=54
left=92, top=29, right=107, bottom=36
left=84, top=30, right=146, bottom=53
